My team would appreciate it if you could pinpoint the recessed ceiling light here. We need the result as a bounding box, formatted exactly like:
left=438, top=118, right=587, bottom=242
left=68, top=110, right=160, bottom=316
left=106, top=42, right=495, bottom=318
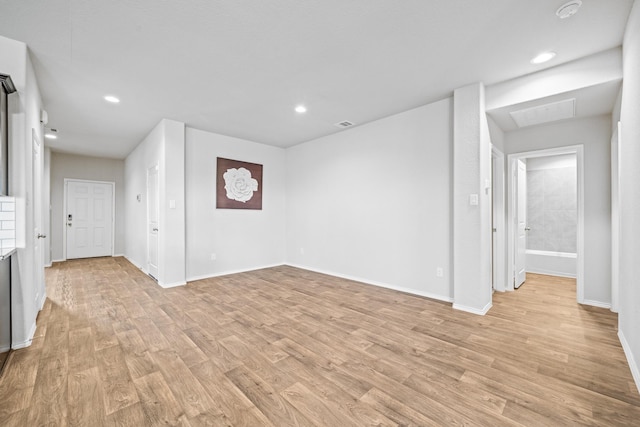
left=530, top=51, right=556, bottom=64
left=45, top=133, right=57, bottom=140
left=295, top=105, right=307, bottom=114
left=104, top=95, right=120, bottom=103
left=556, top=1, right=582, bottom=19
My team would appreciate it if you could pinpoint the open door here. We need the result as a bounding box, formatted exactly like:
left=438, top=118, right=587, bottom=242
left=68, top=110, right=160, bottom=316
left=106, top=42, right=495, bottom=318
left=515, top=159, right=527, bottom=288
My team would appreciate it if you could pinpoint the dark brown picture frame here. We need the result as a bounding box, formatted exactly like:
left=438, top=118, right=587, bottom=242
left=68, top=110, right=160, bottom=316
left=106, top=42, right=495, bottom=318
left=216, top=157, right=263, bottom=210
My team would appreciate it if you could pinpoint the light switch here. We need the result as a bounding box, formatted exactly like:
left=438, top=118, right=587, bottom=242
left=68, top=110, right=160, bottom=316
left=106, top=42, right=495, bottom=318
left=469, top=194, right=479, bottom=206
left=169, top=200, right=176, bottom=209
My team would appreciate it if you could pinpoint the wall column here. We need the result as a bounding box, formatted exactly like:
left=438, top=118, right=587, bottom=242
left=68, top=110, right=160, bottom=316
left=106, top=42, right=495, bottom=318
left=453, top=82, right=492, bottom=314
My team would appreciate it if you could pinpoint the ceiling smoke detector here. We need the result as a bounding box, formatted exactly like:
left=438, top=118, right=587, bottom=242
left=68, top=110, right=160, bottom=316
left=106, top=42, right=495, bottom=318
left=334, top=120, right=355, bottom=128
left=556, top=1, right=582, bottom=19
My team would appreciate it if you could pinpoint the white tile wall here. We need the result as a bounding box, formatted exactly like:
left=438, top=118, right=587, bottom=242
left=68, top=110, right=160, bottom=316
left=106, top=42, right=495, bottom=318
left=0, top=197, right=16, bottom=250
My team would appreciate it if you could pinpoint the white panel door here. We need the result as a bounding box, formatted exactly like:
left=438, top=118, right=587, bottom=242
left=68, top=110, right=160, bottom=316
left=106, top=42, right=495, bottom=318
left=32, top=131, right=45, bottom=302
left=515, top=159, right=527, bottom=288
left=66, top=180, right=113, bottom=259
left=147, top=165, right=159, bottom=280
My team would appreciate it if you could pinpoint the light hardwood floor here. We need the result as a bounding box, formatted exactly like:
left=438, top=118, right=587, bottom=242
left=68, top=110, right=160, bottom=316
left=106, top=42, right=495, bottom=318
left=1, top=257, right=639, bottom=426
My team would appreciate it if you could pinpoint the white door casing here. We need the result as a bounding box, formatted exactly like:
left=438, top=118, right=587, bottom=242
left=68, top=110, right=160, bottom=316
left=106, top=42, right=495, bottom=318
left=147, top=165, right=159, bottom=280
left=611, top=122, right=621, bottom=313
left=65, top=180, right=114, bottom=259
left=491, top=145, right=506, bottom=292
left=506, top=145, right=584, bottom=301
left=515, top=159, right=527, bottom=288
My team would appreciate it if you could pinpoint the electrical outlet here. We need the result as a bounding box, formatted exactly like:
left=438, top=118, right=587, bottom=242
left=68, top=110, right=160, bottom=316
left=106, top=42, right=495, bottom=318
left=436, top=267, right=443, bottom=278
left=210, top=253, right=216, bottom=261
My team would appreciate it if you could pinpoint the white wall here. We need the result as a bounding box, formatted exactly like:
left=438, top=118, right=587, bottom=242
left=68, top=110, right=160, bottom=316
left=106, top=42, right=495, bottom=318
left=452, top=83, right=493, bottom=314
left=618, top=0, right=640, bottom=393
left=124, top=119, right=186, bottom=287
left=286, top=98, right=453, bottom=301
left=160, top=120, right=186, bottom=287
left=0, top=36, right=45, bottom=348
left=504, top=115, right=612, bottom=305
left=185, top=128, right=286, bottom=280
left=487, top=115, right=505, bottom=152
left=50, top=152, right=125, bottom=261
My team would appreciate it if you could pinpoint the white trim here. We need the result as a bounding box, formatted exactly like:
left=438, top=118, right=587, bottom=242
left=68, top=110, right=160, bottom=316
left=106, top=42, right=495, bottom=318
left=38, top=291, right=46, bottom=311
left=526, top=249, right=576, bottom=258
left=285, top=263, right=454, bottom=303
left=187, top=263, right=285, bottom=283
left=525, top=268, right=576, bottom=279
left=113, top=253, right=125, bottom=258
left=124, top=255, right=148, bottom=275
left=581, top=299, right=611, bottom=309
left=158, top=280, right=186, bottom=289
left=453, top=301, right=493, bottom=315
left=51, top=258, right=65, bottom=264
left=491, top=145, right=506, bottom=292
left=611, top=121, right=622, bottom=313
left=63, top=179, right=116, bottom=260
left=12, top=321, right=37, bottom=350
left=506, top=145, right=584, bottom=304
left=618, top=330, right=640, bottom=394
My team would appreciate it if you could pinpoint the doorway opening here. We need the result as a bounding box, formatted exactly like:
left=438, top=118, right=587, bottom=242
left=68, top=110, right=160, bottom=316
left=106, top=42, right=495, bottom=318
left=506, top=145, right=584, bottom=302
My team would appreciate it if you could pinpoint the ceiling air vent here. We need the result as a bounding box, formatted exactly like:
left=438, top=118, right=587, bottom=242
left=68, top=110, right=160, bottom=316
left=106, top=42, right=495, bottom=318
left=334, top=120, right=355, bottom=128
left=509, top=98, right=576, bottom=128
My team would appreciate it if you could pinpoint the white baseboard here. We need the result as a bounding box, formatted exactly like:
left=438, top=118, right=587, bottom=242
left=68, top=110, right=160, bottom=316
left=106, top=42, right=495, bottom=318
left=581, top=299, right=611, bottom=309
left=12, top=321, right=37, bottom=350
left=113, top=253, right=125, bottom=258
left=51, top=258, right=65, bottom=264
left=123, top=255, right=148, bottom=275
left=38, top=292, right=46, bottom=310
left=159, top=280, right=186, bottom=289
left=453, top=300, right=493, bottom=316
left=526, top=268, right=576, bottom=279
left=285, top=263, right=453, bottom=304
left=187, top=263, right=285, bottom=283
left=618, top=330, right=640, bottom=395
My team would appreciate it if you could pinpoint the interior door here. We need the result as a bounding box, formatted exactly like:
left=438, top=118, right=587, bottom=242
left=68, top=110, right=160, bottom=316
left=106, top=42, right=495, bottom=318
left=32, top=131, right=45, bottom=303
left=515, top=159, right=527, bottom=288
left=147, top=165, right=159, bottom=280
left=66, top=180, right=113, bottom=259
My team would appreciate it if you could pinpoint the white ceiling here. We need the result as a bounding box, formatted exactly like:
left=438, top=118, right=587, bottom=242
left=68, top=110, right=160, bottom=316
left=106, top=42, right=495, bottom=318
left=0, top=0, right=634, bottom=158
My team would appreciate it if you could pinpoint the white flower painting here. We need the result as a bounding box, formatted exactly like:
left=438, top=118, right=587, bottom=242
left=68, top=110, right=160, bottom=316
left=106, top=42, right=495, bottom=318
left=223, top=167, right=258, bottom=203
left=216, top=157, right=263, bottom=210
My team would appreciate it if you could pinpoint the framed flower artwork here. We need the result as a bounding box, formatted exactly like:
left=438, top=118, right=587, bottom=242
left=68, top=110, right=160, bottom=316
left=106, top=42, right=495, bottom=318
left=216, top=157, right=263, bottom=210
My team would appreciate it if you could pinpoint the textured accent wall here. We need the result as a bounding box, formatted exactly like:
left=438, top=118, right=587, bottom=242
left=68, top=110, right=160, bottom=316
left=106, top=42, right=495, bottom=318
left=527, top=160, right=577, bottom=253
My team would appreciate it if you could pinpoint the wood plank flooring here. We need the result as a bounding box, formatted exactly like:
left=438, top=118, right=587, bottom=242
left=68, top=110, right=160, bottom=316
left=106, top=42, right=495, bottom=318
left=1, top=257, right=639, bottom=426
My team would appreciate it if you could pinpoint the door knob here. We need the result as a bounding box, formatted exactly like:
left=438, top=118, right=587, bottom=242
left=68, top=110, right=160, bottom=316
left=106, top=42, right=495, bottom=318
left=37, top=234, right=47, bottom=239
left=525, top=227, right=531, bottom=231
